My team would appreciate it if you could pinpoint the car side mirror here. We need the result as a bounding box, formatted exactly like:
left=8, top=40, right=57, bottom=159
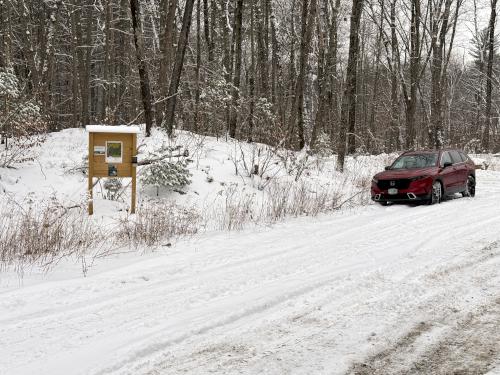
left=443, top=162, right=452, bottom=168
left=384, top=166, right=391, bottom=170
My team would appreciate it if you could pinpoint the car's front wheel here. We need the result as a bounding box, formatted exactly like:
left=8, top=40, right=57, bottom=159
left=461, top=175, right=476, bottom=197
left=429, top=181, right=442, bottom=205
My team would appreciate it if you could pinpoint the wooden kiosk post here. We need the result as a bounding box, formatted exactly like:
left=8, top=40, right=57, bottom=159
left=86, top=125, right=140, bottom=215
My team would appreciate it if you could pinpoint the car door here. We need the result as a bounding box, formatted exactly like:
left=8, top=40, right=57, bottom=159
left=439, top=151, right=455, bottom=192
left=459, top=151, right=476, bottom=177
left=449, top=150, right=467, bottom=190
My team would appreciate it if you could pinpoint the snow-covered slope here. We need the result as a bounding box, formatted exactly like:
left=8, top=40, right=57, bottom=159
left=0, top=127, right=387, bottom=222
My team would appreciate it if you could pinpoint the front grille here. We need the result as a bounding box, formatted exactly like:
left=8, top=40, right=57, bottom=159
left=383, top=193, right=412, bottom=200
left=377, top=179, right=411, bottom=190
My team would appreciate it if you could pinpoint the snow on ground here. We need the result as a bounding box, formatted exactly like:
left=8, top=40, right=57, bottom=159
left=0, top=127, right=388, bottom=225
left=0, top=129, right=499, bottom=374
left=471, top=154, right=500, bottom=171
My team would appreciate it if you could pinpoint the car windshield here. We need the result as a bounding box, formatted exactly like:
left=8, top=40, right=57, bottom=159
left=390, top=153, right=438, bottom=170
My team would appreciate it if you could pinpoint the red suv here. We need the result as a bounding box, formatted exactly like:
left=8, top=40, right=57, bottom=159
left=371, top=150, right=476, bottom=205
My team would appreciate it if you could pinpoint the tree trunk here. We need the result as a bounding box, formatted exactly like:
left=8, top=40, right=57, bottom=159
left=405, top=0, right=421, bottom=149
left=289, top=0, right=317, bottom=150
left=367, top=0, right=385, bottom=153
left=194, top=0, right=201, bottom=132
left=130, top=0, right=154, bottom=136
left=429, top=0, right=461, bottom=149
left=337, top=0, right=364, bottom=171
left=327, top=0, right=341, bottom=148
left=220, top=0, right=231, bottom=131
left=311, top=0, right=329, bottom=148
left=269, top=1, right=280, bottom=107
left=249, top=0, right=256, bottom=141
left=228, top=0, right=244, bottom=138
left=102, top=0, right=113, bottom=122
left=157, top=0, right=178, bottom=127
left=0, top=1, right=11, bottom=68
left=74, top=3, right=93, bottom=127
left=164, top=0, right=196, bottom=136
left=390, top=0, right=399, bottom=150
left=203, top=0, right=213, bottom=62
left=256, top=1, right=269, bottom=98
left=430, top=0, right=452, bottom=148
left=484, top=0, right=497, bottom=151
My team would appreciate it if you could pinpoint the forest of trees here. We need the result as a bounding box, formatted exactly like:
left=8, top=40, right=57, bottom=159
left=0, top=0, right=499, bottom=170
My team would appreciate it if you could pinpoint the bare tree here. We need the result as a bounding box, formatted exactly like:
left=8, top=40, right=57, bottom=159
left=130, top=0, right=154, bottom=136
left=289, top=0, right=318, bottom=150
left=429, top=0, right=462, bottom=148
left=164, top=0, right=196, bottom=136
left=2, top=0, right=499, bottom=155
left=338, top=0, right=364, bottom=171
left=484, top=0, right=498, bottom=150
left=229, top=0, right=244, bottom=138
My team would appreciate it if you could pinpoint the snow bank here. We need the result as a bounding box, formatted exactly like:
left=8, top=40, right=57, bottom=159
left=0, top=127, right=392, bottom=226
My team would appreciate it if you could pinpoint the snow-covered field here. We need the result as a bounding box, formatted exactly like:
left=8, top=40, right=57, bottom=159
left=1, top=129, right=499, bottom=374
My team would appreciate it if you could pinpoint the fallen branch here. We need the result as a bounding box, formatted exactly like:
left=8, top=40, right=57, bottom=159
left=138, top=151, right=188, bottom=166
left=335, top=190, right=364, bottom=210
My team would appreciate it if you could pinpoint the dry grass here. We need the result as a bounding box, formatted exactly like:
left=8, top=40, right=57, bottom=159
left=117, top=202, right=200, bottom=248
left=205, top=174, right=366, bottom=231
left=0, top=148, right=387, bottom=274
left=0, top=203, right=106, bottom=273
left=263, top=179, right=341, bottom=220
left=0, top=201, right=201, bottom=273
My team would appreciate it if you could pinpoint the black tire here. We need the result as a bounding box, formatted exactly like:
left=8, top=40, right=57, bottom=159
left=461, top=176, right=476, bottom=198
left=428, top=181, right=442, bottom=205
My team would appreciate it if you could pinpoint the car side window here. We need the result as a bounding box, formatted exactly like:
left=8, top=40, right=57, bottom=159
left=450, top=150, right=462, bottom=164
left=441, top=152, right=452, bottom=167
left=459, top=151, right=469, bottom=162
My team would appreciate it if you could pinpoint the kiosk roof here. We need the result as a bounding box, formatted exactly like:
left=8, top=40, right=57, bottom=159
left=86, top=125, right=141, bottom=134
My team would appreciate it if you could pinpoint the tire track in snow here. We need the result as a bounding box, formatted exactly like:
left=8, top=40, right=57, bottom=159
left=3, top=212, right=499, bottom=374
left=408, top=298, right=500, bottom=375
left=2, top=173, right=500, bottom=375
left=138, top=239, right=500, bottom=375
left=0, top=204, right=428, bottom=323
left=346, top=241, right=500, bottom=375
left=93, top=227, right=500, bottom=374
left=426, top=240, right=500, bottom=282
left=0, top=202, right=455, bottom=326
left=348, top=298, right=500, bottom=375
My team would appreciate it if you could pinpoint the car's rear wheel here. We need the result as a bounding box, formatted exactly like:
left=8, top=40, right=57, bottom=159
left=429, top=181, right=442, bottom=205
left=461, top=175, right=476, bottom=197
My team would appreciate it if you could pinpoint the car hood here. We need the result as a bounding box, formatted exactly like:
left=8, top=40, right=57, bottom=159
left=375, top=167, right=437, bottom=180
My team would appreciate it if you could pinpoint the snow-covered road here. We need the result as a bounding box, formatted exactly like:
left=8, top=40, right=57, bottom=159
left=1, top=171, right=500, bottom=375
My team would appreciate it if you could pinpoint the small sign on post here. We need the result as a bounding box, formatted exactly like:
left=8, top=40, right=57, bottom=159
left=86, top=125, right=140, bottom=215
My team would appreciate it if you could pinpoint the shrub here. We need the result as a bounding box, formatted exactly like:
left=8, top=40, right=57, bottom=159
left=141, top=160, right=192, bottom=192
left=103, top=178, right=123, bottom=200
left=0, top=68, right=46, bottom=167
left=204, top=183, right=256, bottom=231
